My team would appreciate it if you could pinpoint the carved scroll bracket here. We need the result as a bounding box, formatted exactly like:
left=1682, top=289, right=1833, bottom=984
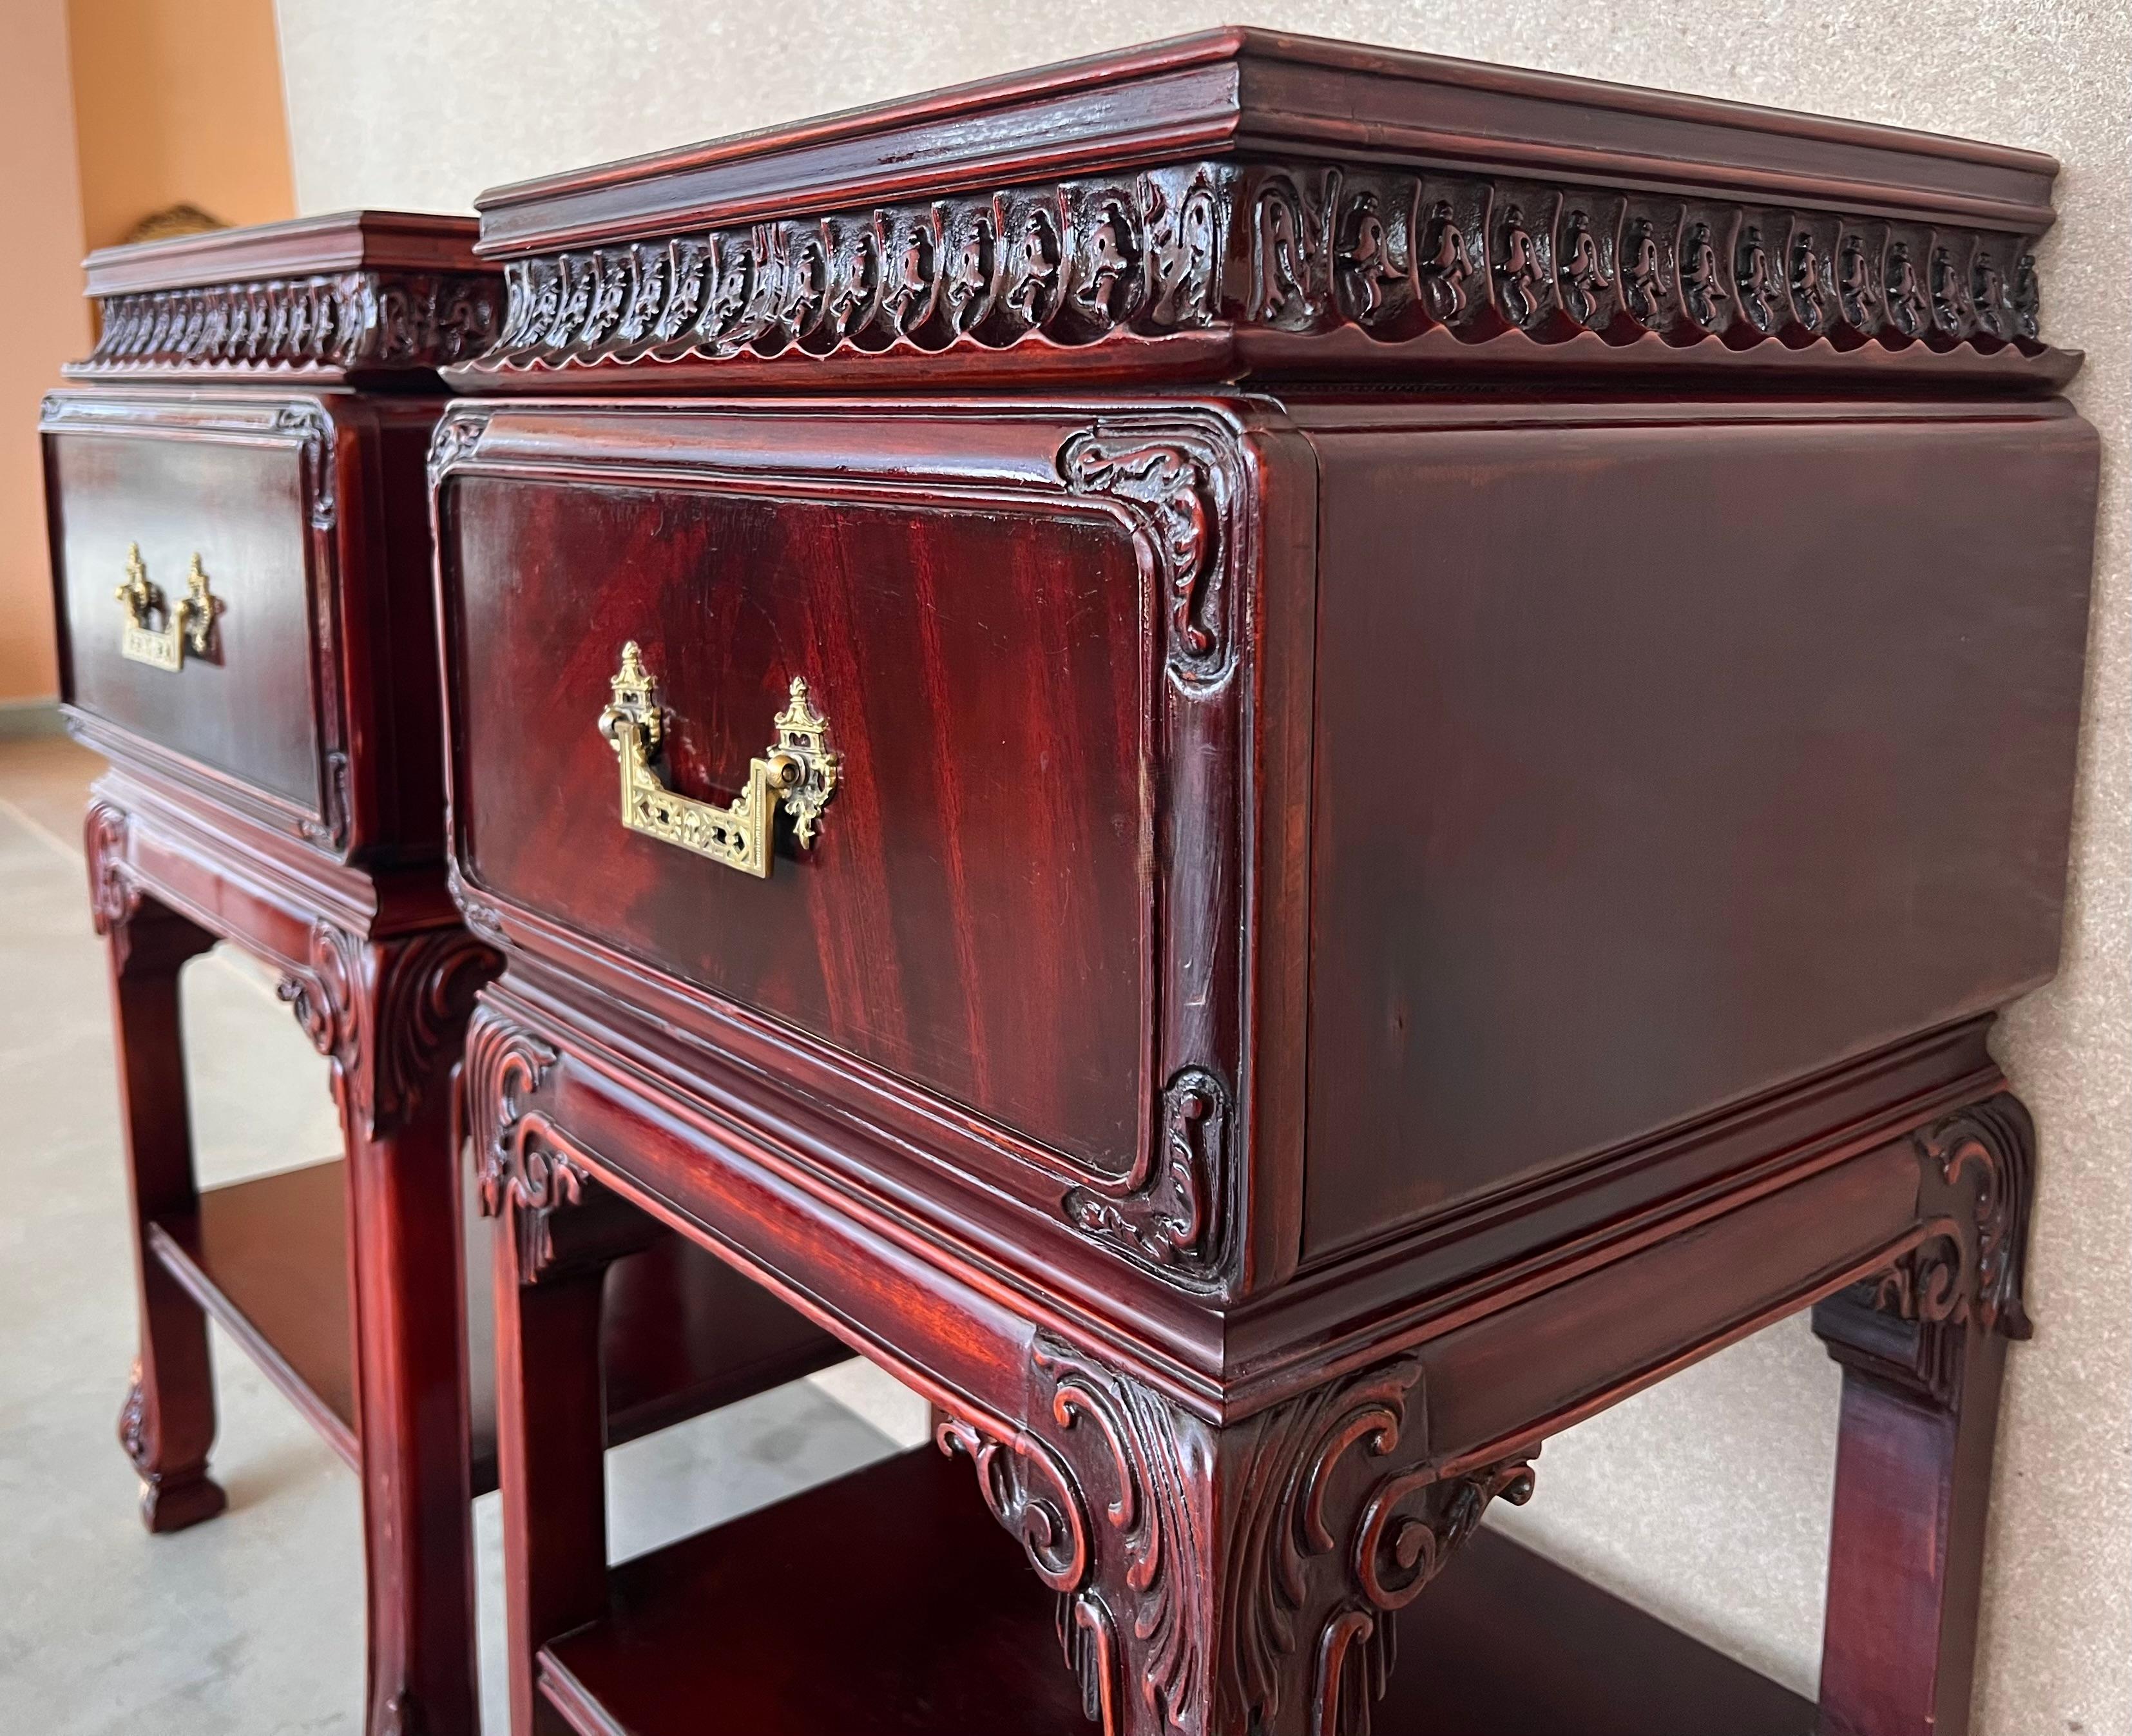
left=461, top=1009, right=601, bottom=1278
left=1821, top=1094, right=2037, bottom=1403
left=278, top=920, right=499, bottom=1142
left=1871, top=1095, right=2035, bottom=1341
left=999, top=1338, right=1537, bottom=1736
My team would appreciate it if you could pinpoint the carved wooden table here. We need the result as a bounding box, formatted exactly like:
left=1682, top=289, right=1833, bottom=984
left=430, top=32, right=2099, bottom=1736
left=43, top=213, right=844, bottom=1736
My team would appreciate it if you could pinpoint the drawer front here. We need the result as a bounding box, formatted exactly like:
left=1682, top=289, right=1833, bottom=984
left=45, top=396, right=331, bottom=827
left=448, top=438, right=1157, bottom=1173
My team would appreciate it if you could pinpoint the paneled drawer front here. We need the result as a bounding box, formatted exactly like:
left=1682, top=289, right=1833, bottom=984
left=44, top=395, right=334, bottom=830
left=445, top=423, right=1160, bottom=1175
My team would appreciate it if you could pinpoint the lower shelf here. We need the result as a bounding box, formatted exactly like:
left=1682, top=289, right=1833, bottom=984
left=150, top=1161, right=360, bottom=1467
left=148, top=1158, right=846, bottom=1494
left=539, top=1446, right=1814, bottom=1736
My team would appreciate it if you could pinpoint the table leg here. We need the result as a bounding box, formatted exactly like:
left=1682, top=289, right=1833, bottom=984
left=1811, top=1094, right=2035, bottom=1736
left=101, top=878, right=220, bottom=1534
left=280, top=921, right=497, bottom=1736
left=494, top=1197, right=610, bottom=1736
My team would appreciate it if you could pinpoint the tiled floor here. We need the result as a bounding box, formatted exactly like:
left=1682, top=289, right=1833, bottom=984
left=0, top=737, right=922, bottom=1733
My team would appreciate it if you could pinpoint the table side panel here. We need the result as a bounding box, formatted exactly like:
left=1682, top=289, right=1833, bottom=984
left=1302, top=404, right=2097, bottom=1261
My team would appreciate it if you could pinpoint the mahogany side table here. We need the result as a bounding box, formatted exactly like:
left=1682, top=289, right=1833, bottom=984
left=42, top=213, right=843, bottom=1736
left=431, top=34, right=2099, bottom=1736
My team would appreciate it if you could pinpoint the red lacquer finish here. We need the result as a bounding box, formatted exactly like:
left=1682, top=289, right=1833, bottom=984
left=423, top=33, right=2095, bottom=1736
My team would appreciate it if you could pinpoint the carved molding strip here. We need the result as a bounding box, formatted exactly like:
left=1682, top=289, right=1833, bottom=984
left=456, top=157, right=2046, bottom=383
left=278, top=921, right=498, bottom=1141
left=1064, top=1067, right=1232, bottom=1285
left=78, top=270, right=502, bottom=378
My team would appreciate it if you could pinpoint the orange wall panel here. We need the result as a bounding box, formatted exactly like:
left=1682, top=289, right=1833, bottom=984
left=68, top=0, right=296, bottom=251
left=0, top=0, right=89, bottom=704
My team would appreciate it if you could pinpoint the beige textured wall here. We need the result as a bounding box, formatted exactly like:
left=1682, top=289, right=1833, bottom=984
left=276, top=2, right=2130, bottom=1724
left=0, top=0, right=88, bottom=705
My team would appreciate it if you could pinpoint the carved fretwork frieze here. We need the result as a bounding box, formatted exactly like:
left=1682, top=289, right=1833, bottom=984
left=77, top=270, right=502, bottom=378
left=1241, top=164, right=2043, bottom=356
left=456, top=156, right=2048, bottom=388
left=473, top=166, right=1223, bottom=380
left=967, top=1338, right=1537, bottom=1736
left=463, top=1009, right=597, bottom=1277
left=277, top=921, right=499, bottom=1141
left=1064, top=1068, right=1232, bottom=1286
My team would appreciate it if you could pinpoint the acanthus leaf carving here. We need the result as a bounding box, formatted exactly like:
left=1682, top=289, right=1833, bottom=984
left=1034, top=1336, right=1211, bottom=1731
left=1014, top=1340, right=1539, bottom=1736
left=1225, top=1358, right=1536, bottom=1736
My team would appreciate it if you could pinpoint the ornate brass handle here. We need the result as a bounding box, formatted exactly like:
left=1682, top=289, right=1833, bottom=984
left=115, top=545, right=219, bottom=670
left=596, top=641, right=840, bottom=878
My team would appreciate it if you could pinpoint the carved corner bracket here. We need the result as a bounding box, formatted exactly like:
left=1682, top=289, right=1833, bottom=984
left=82, top=802, right=213, bottom=976
left=949, top=1338, right=1537, bottom=1736
left=427, top=407, right=493, bottom=497
left=277, top=920, right=499, bottom=1141
left=1064, top=1067, right=1232, bottom=1287
left=1817, top=1094, right=2037, bottom=1402
left=84, top=802, right=141, bottom=946
left=462, top=1009, right=603, bottom=1278
left=1061, top=430, right=1233, bottom=684
left=274, top=401, right=340, bottom=531
left=1873, top=1095, right=2035, bottom=1340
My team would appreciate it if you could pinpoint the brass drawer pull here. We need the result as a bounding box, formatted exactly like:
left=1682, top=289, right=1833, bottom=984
left=597, top=641, right=840, bottom=878
left=115, top=544, right=219, bottom=671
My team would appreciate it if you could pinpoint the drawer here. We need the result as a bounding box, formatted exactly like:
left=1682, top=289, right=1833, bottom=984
left=440, top=407, right=1211, bottom=1181
left=44, top=392, right=337, bottom=838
